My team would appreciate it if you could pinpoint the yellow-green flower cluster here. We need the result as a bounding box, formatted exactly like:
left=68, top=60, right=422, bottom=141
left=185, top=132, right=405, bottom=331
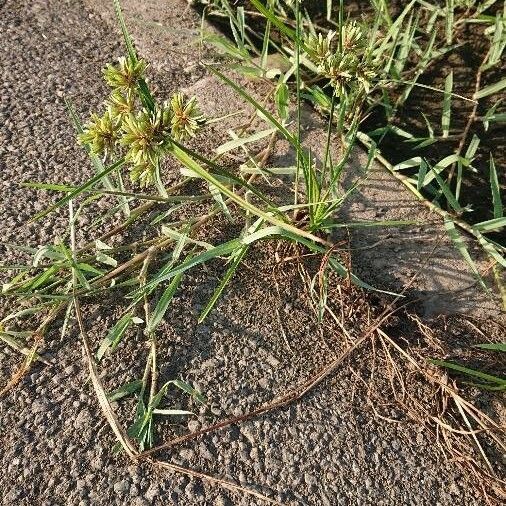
left=78, top=109, right=121, bottom=158
left=78, top=56, right=205, bottom=187
left=107, top=89, right=136, bottom=120
left=170, top=93, right=206, bottom=141
left=103, top=56, right=147, bottom=91
left=120, top=103, right=172, bottom=187
left=304, top=21, right=377, bottom=96
left=304, top=30, right=336, bottom=69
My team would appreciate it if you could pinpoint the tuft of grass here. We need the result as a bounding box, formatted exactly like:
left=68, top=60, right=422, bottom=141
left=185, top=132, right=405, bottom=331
left=2, top=0, right=406, bottom=455
left=2, top=3, right=504, bottom=501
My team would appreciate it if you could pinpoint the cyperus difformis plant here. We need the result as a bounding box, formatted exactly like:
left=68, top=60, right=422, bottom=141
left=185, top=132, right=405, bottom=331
left=79, top=56, right=205, bottom=187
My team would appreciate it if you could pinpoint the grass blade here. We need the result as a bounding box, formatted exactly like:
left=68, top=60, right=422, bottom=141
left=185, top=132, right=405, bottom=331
left=431, top=359, right=506, bottom=387
left=147, top=271, right=185, bottom=334
left=442, top=70, right=453, bottom=138
left=444, top=219, right=487, bottom=290
left=475, top=78, right=506, bottom=99
left=31, top=158, right=125, bottom=221
left=489, top=154, right=503, bottom=219
left=475, top=343, right=506, bottom=352
left=97, top=313, right=133, bottom=361
left=198, top=244, right=249, bottom=323
left=108, top=379, right=143, bottom=401
left=113, top=0, right=137, bottom=62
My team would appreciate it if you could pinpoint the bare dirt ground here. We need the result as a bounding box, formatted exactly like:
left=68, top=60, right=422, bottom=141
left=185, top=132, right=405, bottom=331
left=0, top=1, right=504, bottom=505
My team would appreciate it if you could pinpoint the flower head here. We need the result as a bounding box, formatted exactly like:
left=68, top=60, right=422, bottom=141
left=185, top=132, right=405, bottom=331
left=103, top=56, right=147, bottom=91
left=81, top=55, right=206, bottom=187
left=106, top=90, right=136, bottom=120
left=120, top=103, right=172, bottom=186
left=129, top=161, right=155, bottom=188
left=324, top=52, right=359, bottom=94
left=78, top=109, right=121, bottom=158
left=341, top=21, right=363, bottom=50
left=304, top=31, right=336, bottom=71
left=170, top=93, right=205, bottom=141
left=303, top=21, right=378, bottom=97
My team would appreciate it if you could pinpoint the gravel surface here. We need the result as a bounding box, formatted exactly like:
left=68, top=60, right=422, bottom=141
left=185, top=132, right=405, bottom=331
left=0, top=0, right=497, bottom=505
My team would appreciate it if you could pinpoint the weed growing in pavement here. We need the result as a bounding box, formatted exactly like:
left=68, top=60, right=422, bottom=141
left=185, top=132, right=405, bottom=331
left=196, top=0, right=506, bottom=393
left=0, top=4, right=504, bottom=499
left=0, top=0, right=406, bottom=451
left=0, top=1, right=504, bottom=502
left=199, top=0, right=505, bottom=295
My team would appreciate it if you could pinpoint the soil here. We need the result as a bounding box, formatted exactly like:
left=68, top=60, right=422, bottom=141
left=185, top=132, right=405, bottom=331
left=0, top=1, right=505, bottom=506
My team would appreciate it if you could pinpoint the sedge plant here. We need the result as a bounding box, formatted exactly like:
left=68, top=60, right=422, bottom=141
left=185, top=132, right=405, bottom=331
left=0, top=0, right=402, bottom=450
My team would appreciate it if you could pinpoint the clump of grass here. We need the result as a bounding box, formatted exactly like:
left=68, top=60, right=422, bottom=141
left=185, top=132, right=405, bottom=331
left=1, top=0, right=504, bottom=501
left=1, top=0, right=401, bottom=453
left=199, top=0, right=505, bottom=296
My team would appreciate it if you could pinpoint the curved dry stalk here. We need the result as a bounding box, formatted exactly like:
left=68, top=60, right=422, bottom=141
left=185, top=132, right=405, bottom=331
left=74, top=291, right=280, bottom=504
left=71, top=213, right=280, bottom=505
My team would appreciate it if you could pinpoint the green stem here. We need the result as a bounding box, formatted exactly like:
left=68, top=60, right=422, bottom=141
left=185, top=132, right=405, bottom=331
left=168, top=143, right=331, bottom=247
left=322, top=93, right=336, bottom=190
left=294, top=0, right=302, bottom=210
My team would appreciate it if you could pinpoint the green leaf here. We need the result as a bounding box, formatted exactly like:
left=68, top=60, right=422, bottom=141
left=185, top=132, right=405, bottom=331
left=475, top=342, right=506, bottom=352
left=0, top=331, right=49, bottom=365
left=135, top=238, right=241, bottom=298
left=206, top=65, right=298, bottom=150
left=275, top=82, right=289, bottom=121
left=444, top=219, right=487, bottom=290
left=169, top=379, right=206, bottom=404
left=393, top=157, right=422, bottom=171
left=476, top=78, right=506, bottom=100
left=107, top=379, right=143, bottom=401
left=32, top=158, right=125, bottom=221
left=249, top=0, right=297, bottom=41
left=203, top=34, right=250, bottom=60
left=430, top=164, right=462, bottom=213
left=199, top=243, right=249, bottom=323
left=417, top=159, right=428, bottom=191
left=171, top=138, right=276, bottom=208
left=474, top=217, right=506, bottom=233
left=464, top=134, right=480, bottom=161
left=96, top=251, right=118, bottom=268
left=113, top=0, right=137, bottom=63
left=215, top=128, right=276, bottom=155
left=422, top=154, right=460, bottom=187
left=168, top=143, right=325, bottom=247
left=392, top=11, right=416, bottom=79
left=430, top=359, right=506, bottom=387
left=476, top=232, right=506, bottom=268
left=96, top=313, right=133, bottom=360
left=57, top=240, right=91, bottom=290
left=209, top=182, right=233, bottom=221
left=489, top=154, right=503, bottom=219
left=147, top=271, right=184, bottom=334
